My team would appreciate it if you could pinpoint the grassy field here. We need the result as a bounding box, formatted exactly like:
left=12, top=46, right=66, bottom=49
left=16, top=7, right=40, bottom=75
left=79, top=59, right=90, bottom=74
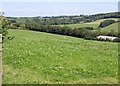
left=2, top=29, right=118, bottom=84
left=59, top=23, right=99, bottom=29
left=86, top=18, right=118, bottom=25
left=58, top=18, right=119, bottom=29
left=100, top=22, right=118, bottom=33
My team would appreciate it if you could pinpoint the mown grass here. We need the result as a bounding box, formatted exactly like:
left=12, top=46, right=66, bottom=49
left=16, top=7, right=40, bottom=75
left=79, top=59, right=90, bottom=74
left=2, top=29, right=118, bottom=84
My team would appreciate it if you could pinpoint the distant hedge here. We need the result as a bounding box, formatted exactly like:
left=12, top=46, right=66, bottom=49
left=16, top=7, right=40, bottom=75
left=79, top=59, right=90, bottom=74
left=24, top=20, right=120, bottom=42
left=25, top=20, right=97, bottom=39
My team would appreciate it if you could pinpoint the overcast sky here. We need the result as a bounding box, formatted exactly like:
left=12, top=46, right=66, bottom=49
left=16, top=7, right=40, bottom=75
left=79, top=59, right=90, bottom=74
left=0, top=0, right=119, bottom=17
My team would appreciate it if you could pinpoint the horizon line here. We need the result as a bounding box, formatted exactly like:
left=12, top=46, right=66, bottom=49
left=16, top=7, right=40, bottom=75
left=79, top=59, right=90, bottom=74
left=4, top=11, right=118, bottom=18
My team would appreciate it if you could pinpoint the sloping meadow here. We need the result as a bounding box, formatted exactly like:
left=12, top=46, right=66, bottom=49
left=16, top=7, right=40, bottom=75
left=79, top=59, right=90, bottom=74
left=2, top=29, right=118, bottom=84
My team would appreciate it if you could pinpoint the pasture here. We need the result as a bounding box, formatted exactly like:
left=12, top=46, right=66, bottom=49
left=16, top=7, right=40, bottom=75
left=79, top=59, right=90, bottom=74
left=58, top=18, right=119, bottom=29
left=59, top=23, right=99, bottom=29
left=2, top=29, right=118, bottom=84
left=101, top=22, right=118, bottom=33
left=86, top=18, right=118, bottom=25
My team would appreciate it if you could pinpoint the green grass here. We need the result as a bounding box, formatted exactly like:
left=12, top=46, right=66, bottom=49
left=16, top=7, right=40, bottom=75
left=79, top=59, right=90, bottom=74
left=58, top=18, right=119, bottom=29
left=3, top=29, right=118, bottom=84
left=58, top=23, right=99, bottom=29
left=100, top=22, right=118, bottom=33
left=86, top=18, right=119, bottom=25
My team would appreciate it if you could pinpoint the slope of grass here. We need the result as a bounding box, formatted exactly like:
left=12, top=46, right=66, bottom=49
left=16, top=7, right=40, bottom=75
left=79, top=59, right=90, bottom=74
left=100, top=22, right=118, bottom=33
left=58, top=23, right=99, bottom=29
left=58, top=18, right=119, bottom=29
left=3, top=29, right=118, bottom=84
left=86, top=18, right=118, bottom=25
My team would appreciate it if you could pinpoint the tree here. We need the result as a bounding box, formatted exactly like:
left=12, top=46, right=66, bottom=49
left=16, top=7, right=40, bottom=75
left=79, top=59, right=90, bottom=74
left=0, top=12, right=9, bottom=40
left=99, top=20, right=115, bottom=28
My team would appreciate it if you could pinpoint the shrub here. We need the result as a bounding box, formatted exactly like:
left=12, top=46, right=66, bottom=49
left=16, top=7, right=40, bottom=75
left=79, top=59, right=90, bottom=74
left=113, top=38, right=120, bottom=42
left=99, top=20, right=115, bottom=28
left=0, top=16, right=9, bottom=40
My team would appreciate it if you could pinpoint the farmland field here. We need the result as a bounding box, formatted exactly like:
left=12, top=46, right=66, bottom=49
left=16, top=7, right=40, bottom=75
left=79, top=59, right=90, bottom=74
left=101, top=22, right=118, bottom=33
left=85, top=18, right=118, bottom=24
left=58, top=18, right=119, bottom=29
left=2, top=29, right=118, bottom=84
left=59, top=23, right=99, bottom=29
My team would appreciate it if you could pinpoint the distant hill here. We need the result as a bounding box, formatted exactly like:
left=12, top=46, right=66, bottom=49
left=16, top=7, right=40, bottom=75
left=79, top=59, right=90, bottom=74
left=57, top=18, right=118, bottom=29
left=6, top=12, right=119, bottom=25
left=101, top=22, right=118, bottom=33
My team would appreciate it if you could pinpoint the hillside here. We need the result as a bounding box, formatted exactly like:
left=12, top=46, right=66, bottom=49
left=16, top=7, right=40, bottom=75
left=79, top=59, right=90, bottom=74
left=101, top=22, right=118, bottom=33
left=85, top=18, right=118, bottom=24
left=3, top=29, right=118, bottom=84
left=6, top=12, right=119, bottom=26
left=57, top=18, right=118, bottom=29
left=58, top=23, right=99, bottom=29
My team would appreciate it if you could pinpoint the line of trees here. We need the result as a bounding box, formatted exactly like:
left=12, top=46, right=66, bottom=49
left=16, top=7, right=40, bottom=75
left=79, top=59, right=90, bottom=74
left=5, top=18, right=120, bottom=42
left=99, top=20, right=116, bottom=28
left=24, top=19, right=120, bottom=42
left=7, top=12, right=119, bottom=25
left=5, top=12, right=120, bottom=42
left=25, top=20, right=96, bottom=38
left=0, top=12, right=9, bottom=41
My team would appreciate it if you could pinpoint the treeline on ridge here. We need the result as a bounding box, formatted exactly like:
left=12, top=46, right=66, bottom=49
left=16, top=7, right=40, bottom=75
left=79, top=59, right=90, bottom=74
left=7, top=12, right=120, bottom=25
left=25, top=20, right=119, bottom=41
left=5, top=12, right=120, bottom=42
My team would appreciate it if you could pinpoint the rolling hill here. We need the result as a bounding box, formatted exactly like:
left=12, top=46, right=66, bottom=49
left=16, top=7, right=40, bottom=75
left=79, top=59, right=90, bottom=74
left=85, top=18, right=118, bottom=24
left=57, top=18, right=118, bottom=29
left=2, top=29, right=118, bottom=84
left=58, top=23, right=99, bottom=29
left=100, top=22, right=118, bottom=33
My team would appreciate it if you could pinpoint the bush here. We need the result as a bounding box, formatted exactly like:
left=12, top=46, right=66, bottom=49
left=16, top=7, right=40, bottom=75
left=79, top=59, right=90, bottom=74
left=113, top=38, right=120, bottom=42
left=0, top=16, right=9, bottom=40
left=99, top=20, right=115, bottom=28
left=25, top=19, right=119, bottom=42
left=82, top=27, right=94, bottom=30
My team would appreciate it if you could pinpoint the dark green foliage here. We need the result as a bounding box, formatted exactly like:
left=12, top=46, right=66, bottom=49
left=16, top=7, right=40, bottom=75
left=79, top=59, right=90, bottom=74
left=8, top=20, right=17, bottom=23
left=113, top=38, right=120, bottom=42
left=93, top=30, right=102, bottom=37
left=5, top=12, right=119, bottom=42
left=99, top=20, right=115, bottom=28
left=24, top=20, right=119, bottom=42
left=0, top=16, right=9, bottom=40
left=7, top=12, right=119, bottom=26
left=2, top=28, right=8, bottom=39
left=82, top=27, right=94, bottom=30
left=25, top=21, right=96, bottom=40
